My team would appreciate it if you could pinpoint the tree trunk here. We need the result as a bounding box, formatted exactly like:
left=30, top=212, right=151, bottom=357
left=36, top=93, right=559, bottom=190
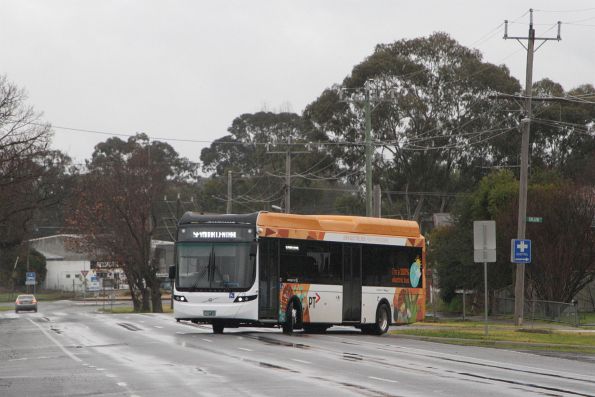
left=128, top=283, right=141, bottom=312
left=150, top=281, right=163, bottom=313
left=140, top=288, right=151, bottom=312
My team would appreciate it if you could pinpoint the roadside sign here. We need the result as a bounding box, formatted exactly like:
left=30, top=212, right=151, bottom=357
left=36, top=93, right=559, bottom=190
left=473, top=221, right=497, bottom=263
left=25, top=272, right=36, bottom=286
left=81, top=270, right=89, bottom=277
left=511, top=239, right=531, bottom=263
left=527, top=217, right=543, bottom=223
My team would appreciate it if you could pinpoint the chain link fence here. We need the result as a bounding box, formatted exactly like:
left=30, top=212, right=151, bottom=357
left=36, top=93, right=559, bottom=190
left=492, top=297, right=595, bottom=327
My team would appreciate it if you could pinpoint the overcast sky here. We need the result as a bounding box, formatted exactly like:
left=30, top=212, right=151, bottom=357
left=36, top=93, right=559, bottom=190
left=1, top=1, right=594, bottom=167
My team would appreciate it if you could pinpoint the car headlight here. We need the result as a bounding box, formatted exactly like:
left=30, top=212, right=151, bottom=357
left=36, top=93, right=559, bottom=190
left=173, top=295, right=188, bottom=302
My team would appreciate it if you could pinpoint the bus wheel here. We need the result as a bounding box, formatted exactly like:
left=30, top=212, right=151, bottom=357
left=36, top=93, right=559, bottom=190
left=212, top=322, right=224, bottom=334
left=372, top=304, right=391, bottom=335
left=282, top=300, right=299, bottom=334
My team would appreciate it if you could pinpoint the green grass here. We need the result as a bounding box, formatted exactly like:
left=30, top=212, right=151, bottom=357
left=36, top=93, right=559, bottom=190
left=391, top=321, right=595, bottom=353
left=580, top=312, right=595, bottom=325
left=0, top=305, right=13, bottom=312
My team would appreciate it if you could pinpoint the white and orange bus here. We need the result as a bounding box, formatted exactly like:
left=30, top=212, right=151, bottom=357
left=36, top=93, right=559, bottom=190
left=171, top=211, right=425, bottom=334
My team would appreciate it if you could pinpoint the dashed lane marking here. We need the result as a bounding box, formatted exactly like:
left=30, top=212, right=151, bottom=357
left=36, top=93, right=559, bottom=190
left=368, top=376, right=398, bottom=383
left=291, top=359, right=312, bottom=364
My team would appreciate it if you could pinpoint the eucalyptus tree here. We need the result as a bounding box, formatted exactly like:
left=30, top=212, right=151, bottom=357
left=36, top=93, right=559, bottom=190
left=304, top=33, right=521, bottom=221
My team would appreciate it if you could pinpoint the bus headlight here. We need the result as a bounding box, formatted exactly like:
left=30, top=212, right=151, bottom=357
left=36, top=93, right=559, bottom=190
left=173, top=295, right=188, bottom=302
left=234, top=295, right=257, bottom=303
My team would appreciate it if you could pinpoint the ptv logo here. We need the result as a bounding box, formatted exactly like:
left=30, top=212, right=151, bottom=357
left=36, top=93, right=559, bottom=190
left=308, top=293, right=321, bottom=309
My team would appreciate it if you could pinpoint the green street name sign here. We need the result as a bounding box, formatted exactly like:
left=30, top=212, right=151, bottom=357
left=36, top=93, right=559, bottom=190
left=527, top=217, right=543, bottom=223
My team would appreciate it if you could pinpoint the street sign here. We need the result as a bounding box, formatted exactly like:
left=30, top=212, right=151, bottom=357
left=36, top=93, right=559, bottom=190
left=25, top=272, right=36, bottom=286
left=473, top=221, right=497, bottom=263
left=527, top=217, right=543, bottom=223
left=81, top=270, right=89, bottom=277
left=511, top=239, right=531, bottom=263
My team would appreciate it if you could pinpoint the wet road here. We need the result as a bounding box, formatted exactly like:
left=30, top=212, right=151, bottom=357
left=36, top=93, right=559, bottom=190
left=1, top=300, right=594, bottom=396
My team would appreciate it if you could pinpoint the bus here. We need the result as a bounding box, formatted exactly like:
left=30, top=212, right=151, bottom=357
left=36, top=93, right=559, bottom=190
left=171, top=211, right=426, bottom=335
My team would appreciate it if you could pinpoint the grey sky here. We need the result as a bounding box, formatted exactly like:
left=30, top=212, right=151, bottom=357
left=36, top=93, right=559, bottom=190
left=1, top=1, right=593, bottom=167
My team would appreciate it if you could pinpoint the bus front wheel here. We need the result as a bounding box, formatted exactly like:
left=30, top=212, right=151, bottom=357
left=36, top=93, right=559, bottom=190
left=282, top=300, right=300, bottom=334
left=212, top=322, right=225, bottom=334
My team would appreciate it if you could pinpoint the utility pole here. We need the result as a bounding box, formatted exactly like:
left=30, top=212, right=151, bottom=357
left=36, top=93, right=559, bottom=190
left=504, top=9, right=561, bottom=326
left=227, top=170, right=232, bottom=214
left=373, top=184, right=381, bottom=217
left=286, top=136, right=292, bottom=213
left=267, top=135, right=309, bottom=214
left=340, top=81, right=395, bottom=216
left=365, top=92, right=373, bottom=216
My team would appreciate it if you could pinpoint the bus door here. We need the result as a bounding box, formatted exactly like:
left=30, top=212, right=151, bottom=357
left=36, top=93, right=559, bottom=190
left=258, top=238, right=279, bottom=320
left=342, top=244, right=362, bottom=322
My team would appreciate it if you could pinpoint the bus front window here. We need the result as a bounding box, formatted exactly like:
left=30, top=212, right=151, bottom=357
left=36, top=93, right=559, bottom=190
left=177, top=242, right=255, bottom=291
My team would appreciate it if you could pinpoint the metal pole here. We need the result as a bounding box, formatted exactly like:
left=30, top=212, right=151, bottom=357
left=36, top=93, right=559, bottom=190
left=365, top=90, right=372, bottom=217
left=226, top=170, right=232, bottom=214
left=514, top=9, right=535, bottom=327
left=462, top=291, right=466, bottom=321
left=285, top=136, right=291, bottom=213
left=484, top=262, right=488, bottom=337
left=26, top=240, right=30, bottom=294
left=483, top=223, right=488, bottom=337
left=373, top=184, right=381, bottom=217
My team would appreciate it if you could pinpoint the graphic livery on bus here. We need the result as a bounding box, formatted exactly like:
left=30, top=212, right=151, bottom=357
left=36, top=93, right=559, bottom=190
left=172, top=211, right=425, bottom=334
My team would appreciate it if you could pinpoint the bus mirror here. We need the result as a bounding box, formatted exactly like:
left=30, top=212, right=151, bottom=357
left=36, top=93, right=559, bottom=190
left=250, top=242, right=258, bottom=257
left=168, top=265, right=176, bottom=280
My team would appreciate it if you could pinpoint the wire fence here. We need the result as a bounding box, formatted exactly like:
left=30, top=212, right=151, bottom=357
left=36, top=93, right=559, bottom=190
left=492, top=297, right=595, bottom=327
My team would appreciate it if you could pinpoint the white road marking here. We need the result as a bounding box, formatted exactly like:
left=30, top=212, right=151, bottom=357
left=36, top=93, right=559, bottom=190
left=117, top=382, right=127, bottom=387
left=96, top=368, right=106, bottom=371
left=290, top=359, right=312, bottom=364
left=175, top=331, right=185, bottom=334
left=153, top=325, right=163, bottom=329
left=368, top=376, right=398, bottom=383
left=106, top=374, right=116, bottom=378
left=201, top=338, right=213, bottom=343
left=28, top=318, right=82, bottom=363
left=8, top=357, right=28, bottom=361
left=238, top=347, right=253, bottom=352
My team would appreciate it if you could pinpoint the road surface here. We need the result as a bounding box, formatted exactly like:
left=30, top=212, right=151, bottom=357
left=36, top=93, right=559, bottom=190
left=1, top=300, right=594, bottom=396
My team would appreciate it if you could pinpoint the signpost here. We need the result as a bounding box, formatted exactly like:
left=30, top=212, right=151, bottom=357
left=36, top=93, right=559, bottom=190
left=473, top=221, right=497, bottom=337
left=81, top=270, right=89, bottom=301
left=25, top=272, right=36, bottom=294
left=527, top=217, right=543, bottom=223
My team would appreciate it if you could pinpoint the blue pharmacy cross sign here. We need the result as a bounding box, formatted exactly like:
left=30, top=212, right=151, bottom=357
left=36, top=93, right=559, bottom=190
left=25, top=272, right=36, bottom=285
left=511, top=239, right=531, bottom=264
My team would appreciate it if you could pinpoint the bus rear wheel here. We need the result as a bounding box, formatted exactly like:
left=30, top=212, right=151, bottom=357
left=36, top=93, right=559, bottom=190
left=362, top=304, right=391, bottom=335
left=374, top=304, right=391, bottom=335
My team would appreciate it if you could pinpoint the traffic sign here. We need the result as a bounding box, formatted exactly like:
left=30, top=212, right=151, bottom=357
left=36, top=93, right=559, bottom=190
left=81, top=270, right=89, bottom=277
left=473, top=221, right=496, bottom=263
left=25, top=272, right=36, bottom=286
left=511, top=239, right=531, bottom=263
left=527, top=217, right=543, bottom=223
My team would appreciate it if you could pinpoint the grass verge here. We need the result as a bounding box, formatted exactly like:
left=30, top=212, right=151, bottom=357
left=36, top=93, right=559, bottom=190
left=391, top=322, right=595, bottom=354
left=0, top=306, right=13, bottom=312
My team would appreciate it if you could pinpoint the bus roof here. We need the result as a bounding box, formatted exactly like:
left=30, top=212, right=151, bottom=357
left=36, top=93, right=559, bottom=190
left=257, top=212, right=421, bottom=238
